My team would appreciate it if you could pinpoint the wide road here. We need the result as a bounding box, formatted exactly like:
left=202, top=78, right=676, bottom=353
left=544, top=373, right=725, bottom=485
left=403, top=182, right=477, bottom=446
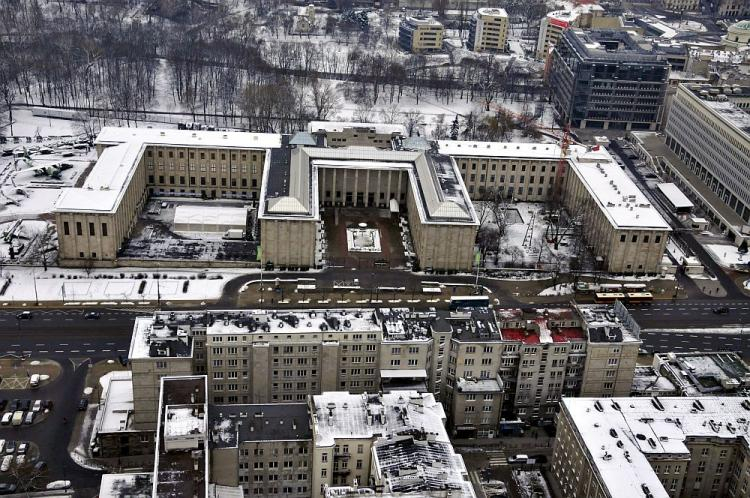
left=628, top=300, right=750, bottom=328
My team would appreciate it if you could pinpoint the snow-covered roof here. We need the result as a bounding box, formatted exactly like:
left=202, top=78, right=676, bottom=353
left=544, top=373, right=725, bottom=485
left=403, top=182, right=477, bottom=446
left=576, top=303, right=641, bottom=343
left=97, top=371, right=135, bottom=434
left=372, top=434, right=475, bottom=497
left=173, top=205, right=248, bottom=229
left=129, top=316, right=192, bottom=360
left=562, top=396, right=750, bottom=498
left=56, top=127, right=281, bottom=214
left=455, top=376, right=503, bottom=393
left=55, top=142, right=145, bottom=213
left=164, top=406, right=206, bottom=437
left=99, top=473, right=153, bottom=498
left=312, top=391, right=447, bottom=448
left=308, top=121, right=406, bottom=136
left=437, top=140, right=561, bottom=160
left=380, top=369, right=428, bottom=379
left=206, top=309, right=382, bottom=336
left=476, top=7, right=508, bottom=17
left=95, top=127, right=281, bottom=149
left=567, top=145, right=671, bottom=230
left=656, top=182, right=694, bottom=210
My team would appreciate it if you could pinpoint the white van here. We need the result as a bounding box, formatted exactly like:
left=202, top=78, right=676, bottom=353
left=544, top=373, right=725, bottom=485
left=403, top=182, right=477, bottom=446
left=507, top=454, right=529, bottom=465
left=29, top=374, right=40, bottom=388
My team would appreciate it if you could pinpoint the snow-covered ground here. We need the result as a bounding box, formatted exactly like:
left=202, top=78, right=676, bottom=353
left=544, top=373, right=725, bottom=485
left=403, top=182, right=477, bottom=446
left=513, top=469, right=552, bottom=498
left=538, top=282, right=574, bottom=296
left=0, top=267, right=246, bottom=304
left=705, top=244, right=749, bottom=270
left=476, top=202, right=583, bottom=271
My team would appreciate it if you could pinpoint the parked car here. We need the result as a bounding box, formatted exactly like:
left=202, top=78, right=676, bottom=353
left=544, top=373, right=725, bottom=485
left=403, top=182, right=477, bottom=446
left=23, top=412, right=34, bottom=425
left=42, top=400, right=53, bottom=411
left=0, top=483, right=17, bottom=494
left=31, top=400, right=41, bottom=413
left=0, top=455, right=12, bottom=472
left=14, top=455, right=24, bottom=466
left=78, top=398, right=88, bottom=411
left=713, top=306, right=730, bottom=314
left=29, top=374, right=40, bottom=388
left=33, top=461, right=47, bottom=472
left=46, top=480, right=71, bottom=490
left=5, top=441, right=15, bottom=455
left=16, top=443, right=27, bottom=455
left=0, top=440, right=5, bottom=454
left=15, top=311, right=32, bottom=320
left=18, top=400, right=30, bottom=411
left=7, top=400, right=18, bottom=412
left=0, top=400, right=8, bottom=411
left=0, top=414, right=11, bottom=426
left=507, top=454, right=529, bottom=465
left=84, top=311, right=100, bottom=320
left=10, top=412, right=23, bottom=427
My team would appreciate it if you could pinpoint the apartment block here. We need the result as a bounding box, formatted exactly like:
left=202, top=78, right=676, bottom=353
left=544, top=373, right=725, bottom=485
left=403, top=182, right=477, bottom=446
left=209, top=403, right=312, bottom=497
left=128, top=304, right=642, bottom=436
left=549, top=29, right=669, bottom=131
left=467, top=8, right=508, bottom=53
left=661, top=0, right=699, bottom=11
left=398, top=17, right=444, bottom=53
left=310, top=391, right=474, bottom=497
left=552, top=396, right=750, bottom=498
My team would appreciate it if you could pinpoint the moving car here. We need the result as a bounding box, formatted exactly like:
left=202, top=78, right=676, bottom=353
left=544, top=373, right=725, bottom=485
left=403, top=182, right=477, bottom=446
left=29, top=375, right=40, bottom=388
left=507, top=454, right=529, bottom=465
left=15, top=311, right=32, bottom=320
left=78, top=398, right=88, bottom=411
left=713, top=306, right=730, bottom=314
left=84, top=311, right=100, bottom=320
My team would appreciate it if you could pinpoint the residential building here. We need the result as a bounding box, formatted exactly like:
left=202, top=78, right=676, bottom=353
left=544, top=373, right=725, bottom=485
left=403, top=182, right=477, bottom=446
left=92, top=371, right=155, bottom=459
left=552, top=396, right=750, bottom=498
left=549, top=29, right=669, bottom=131
left=645, top=351, right=750, bottom=396
left=310, top=390, right=473, bottom=497
left=713, top=0, right=750, bottom=18
left=467, top=8, right=508, bottom=53
left=128, top=304, right=642, bottom=433
left=664, top=83, right=750, bottom=238
left=209, top=404, right=312, bottom=497
left=398, top=17, right=444, bottom=53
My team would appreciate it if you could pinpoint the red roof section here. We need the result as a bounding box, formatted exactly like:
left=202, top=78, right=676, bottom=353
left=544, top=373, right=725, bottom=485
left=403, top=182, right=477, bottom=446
left=552, top=327, right=586, bottom=343
left=500, top=328, right=540, bottom=344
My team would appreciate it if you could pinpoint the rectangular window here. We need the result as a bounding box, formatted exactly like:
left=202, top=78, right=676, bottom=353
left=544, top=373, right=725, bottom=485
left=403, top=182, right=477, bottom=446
left=63, top=222, right=70, bottom=236
left=101, top=223, right=108, bottom=237
left=76, top=222, right=82, bottom=236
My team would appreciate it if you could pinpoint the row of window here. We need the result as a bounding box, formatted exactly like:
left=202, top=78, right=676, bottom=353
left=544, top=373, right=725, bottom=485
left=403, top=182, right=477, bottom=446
left=62, top=221, right=107, bottom=237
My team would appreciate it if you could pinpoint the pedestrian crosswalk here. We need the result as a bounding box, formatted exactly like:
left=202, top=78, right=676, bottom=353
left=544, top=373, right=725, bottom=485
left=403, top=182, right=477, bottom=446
left=486, top=449, right=507, bottom=466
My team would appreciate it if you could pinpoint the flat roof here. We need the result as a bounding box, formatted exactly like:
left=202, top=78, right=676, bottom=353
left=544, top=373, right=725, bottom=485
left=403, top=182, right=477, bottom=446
left=56, top=127, right=281, bottom=214
left=436, top=140, right=561, bottom=160
left=129, top=317, right=192, bottom=360
left=477, top=7, right=508, bottom=17
left=209, top=404, right=311, bottom=448
left=173, top=205, right=248, bottom=229
left=656, top=182, right=694, bottom=209
left=99, top=473, right=153, bottom=498
left=95, top=127, right=281, bottom=149
left=55, top=142, right=145, bottom=213
left=312, top=391, right=448, bottom=448
left=567, top=145, right=671, bottom=230
left=308, top=121, right=406, bottom=136
left=562, top=396, right=750, bottom=498
left=97, top=371, right=134, bottom=434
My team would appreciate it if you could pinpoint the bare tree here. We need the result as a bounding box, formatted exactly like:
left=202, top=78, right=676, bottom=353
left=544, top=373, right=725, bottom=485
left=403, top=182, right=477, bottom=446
left=30, top=226, right=55, bottom=271
left=0, top=57, right=17, bottom=136
left=402, top=110, right=425, bottom=137
left=353, top=103, right=373, bottom=123
left=308, top=78, right=341, bottom=120
left=379, top=104, right=400, bottom=124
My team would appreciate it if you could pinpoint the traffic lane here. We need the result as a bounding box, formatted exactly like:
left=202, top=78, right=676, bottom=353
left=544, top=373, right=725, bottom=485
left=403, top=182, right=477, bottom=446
left=0, top=309, right=145, bottom=331
left=628, top=302, right=750, bottom=327
left=641, top=331, right=749, bottom=356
